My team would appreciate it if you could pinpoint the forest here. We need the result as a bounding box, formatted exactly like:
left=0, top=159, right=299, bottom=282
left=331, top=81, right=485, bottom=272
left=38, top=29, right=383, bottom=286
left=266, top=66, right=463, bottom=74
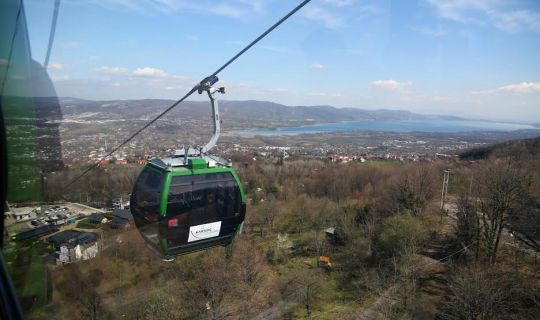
left=27, top=140, right=540, bottom=319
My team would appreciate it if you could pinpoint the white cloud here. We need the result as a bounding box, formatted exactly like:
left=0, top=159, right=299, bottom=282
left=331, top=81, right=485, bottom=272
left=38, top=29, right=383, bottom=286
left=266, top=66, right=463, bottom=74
left=491, top=10, right=540, bottom=33
left=303, top=7, right=344, bottom=28
left=310, top=63, right=324, bottom=69
left=425, top=0, right=540, bottom=32
left=51, top=75, right=70, bottom=81
left=431, top=95, right=459, bottom=103
left=93, top=0, right=269, bottom=19
left=112, top=82, right=121, bottom=87
left=258, top=45, right=289, bottom=53
left=322, top=0, right=355, bottom=7
left=410, top=26, right=447, bottom=37
left=132, top=67, right=168, bottom=78
left=473, top=82, right=540, bottom=95
left=46, top=63, right=64, bottom=70
left=208, top=4, right=245, bottom=19
left=96, top=66, right=128, bottom=74
left=61, top=41, right=81, bottom=49
left=371, top=80, right=412, bottom=91
left=237, top=0, right=267, bottom=13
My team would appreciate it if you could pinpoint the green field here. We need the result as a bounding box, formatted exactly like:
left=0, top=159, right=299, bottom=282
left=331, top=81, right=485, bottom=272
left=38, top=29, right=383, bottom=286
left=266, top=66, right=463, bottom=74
left=366, top=159, right=403, bottom=168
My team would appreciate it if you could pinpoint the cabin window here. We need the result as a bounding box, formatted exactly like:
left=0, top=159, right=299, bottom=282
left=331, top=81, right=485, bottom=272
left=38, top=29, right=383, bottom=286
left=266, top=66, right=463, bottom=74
left=167, top=173, right=241, bottom=223
left=131, top=168, right=164, bottom=222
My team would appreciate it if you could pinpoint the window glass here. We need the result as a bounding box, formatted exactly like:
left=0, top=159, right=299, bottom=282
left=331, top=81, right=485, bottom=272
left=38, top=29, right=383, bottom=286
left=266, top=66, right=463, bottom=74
left=168, top=173, right=240, bottom=222
left=131, top=168, right=164, bottom=222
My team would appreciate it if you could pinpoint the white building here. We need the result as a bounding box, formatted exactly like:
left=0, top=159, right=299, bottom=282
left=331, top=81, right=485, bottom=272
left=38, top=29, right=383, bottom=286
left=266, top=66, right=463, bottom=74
left=47, top=230, right=99, bottom=265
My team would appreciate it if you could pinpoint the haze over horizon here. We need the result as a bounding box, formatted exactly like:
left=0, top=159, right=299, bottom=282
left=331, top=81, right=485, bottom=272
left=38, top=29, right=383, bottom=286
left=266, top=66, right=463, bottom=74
left=25, top=0, right=540, bottom=122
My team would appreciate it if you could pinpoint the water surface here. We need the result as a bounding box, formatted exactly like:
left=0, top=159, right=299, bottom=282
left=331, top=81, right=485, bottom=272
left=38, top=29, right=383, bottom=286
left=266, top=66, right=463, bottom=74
left=235, top=119, right=536, bottom=137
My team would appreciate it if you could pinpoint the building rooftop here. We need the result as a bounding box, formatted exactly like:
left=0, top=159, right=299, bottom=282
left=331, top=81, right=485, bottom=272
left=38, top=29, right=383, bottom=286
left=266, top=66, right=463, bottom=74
left=113, top=208, right=133, bottom=221
left=47, top=230, right=98, bottom=248
left=12, top=225, right=59, bottom=241
left=88, top=212, right=105, bottom=223
left=110, top=217, right=130, bottom=229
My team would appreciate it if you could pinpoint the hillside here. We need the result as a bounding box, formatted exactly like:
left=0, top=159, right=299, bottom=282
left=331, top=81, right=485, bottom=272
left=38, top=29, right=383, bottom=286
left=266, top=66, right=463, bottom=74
left=59, top=98, right=463, bottom=127
left=459, top=136, right=540, bottom=160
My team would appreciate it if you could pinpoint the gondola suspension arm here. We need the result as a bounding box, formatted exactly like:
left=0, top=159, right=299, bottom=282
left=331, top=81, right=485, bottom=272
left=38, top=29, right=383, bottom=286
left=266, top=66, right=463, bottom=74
left=198, top=75, right=225, bottom=154
left=176, top=75, right=225, bottom=159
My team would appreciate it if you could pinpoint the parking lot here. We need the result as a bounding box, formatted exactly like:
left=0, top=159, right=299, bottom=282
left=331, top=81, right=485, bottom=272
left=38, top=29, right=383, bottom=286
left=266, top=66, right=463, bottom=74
left=6, top=203, right=105, bottom=235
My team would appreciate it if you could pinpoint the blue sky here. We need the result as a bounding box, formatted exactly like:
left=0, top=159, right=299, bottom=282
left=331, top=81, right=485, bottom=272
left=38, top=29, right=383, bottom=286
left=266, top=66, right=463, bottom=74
left=25, top=0, right=540, bottom=122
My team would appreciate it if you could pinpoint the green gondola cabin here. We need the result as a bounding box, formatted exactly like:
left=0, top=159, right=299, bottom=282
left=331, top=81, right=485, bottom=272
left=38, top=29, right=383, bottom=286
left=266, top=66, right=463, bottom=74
left=131, top=155, right=246, bottom=258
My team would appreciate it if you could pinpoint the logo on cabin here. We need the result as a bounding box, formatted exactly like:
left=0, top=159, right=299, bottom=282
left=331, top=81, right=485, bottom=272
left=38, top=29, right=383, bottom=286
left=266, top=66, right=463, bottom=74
left=188, top=221, right=222, bottom=242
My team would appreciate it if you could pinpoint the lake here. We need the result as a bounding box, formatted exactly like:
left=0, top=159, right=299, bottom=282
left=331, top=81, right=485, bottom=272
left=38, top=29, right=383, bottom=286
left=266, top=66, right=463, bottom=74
left=235, top=119, right=537, bottom=137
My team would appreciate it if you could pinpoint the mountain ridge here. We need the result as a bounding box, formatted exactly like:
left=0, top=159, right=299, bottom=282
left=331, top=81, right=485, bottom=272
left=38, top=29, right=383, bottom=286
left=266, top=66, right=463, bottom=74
left=58, top=97, right=466, bottom=124
left=459, top=136, right=540, bottom=160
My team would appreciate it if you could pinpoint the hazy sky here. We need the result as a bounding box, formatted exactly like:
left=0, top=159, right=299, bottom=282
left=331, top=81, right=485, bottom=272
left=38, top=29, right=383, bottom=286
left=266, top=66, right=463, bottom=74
left=25, top=0, right=540, bottom=122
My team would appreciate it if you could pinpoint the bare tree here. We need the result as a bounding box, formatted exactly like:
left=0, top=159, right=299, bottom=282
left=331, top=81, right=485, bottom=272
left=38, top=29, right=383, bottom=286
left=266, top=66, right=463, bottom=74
left=455, top=194, right=479, bottom=253
left=440, top=266, right=539, bottom=320
left=179, top=254, right=232, bottom=320
left=476, top=160, right=525, bottom=265
left=130, top=291, right=177, bottom=320
left=260, top=194, right=280, bottom=233
left=281, top=269, right=324, bottom=319
left=62, top=265, right=105, bottom=320
left=507, top=189, right=540, bottom=252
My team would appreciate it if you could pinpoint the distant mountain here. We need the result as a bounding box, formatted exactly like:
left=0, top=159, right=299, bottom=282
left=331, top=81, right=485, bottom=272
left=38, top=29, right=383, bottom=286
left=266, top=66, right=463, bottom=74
left=459, top=136, right=540, bottom=160
left=58, top=98, right=465, bottom=125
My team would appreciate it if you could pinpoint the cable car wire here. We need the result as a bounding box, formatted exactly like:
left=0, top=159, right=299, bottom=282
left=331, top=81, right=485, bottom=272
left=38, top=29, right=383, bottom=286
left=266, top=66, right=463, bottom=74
left=44, top=0, right=61, bottom=68
left=61, top=0, right=312, bottom=191
left=211, top=0, right=311, bottom=77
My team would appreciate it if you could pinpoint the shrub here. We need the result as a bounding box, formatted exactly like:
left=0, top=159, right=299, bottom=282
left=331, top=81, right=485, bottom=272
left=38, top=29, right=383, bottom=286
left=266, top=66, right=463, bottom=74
left=378, top=215, right=429, bottom=256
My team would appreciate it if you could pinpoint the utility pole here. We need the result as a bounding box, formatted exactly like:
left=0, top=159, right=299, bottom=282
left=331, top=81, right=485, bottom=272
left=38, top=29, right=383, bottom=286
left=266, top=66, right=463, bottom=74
left=468, top=175, right=474, bottom=199
left=440, top=169, right=452, bottom=213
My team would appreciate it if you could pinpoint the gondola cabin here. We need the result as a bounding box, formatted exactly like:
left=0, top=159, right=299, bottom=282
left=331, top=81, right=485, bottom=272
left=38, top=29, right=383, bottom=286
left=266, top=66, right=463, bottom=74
left=130, top=155, right=246, bottom=258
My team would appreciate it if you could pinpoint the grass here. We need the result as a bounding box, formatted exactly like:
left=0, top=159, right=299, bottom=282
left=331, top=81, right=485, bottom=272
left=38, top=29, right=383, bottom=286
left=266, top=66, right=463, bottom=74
left=4, top=243, right=19, bottom=268
left=76, top=218, right=102, bottom=229
left=366, top=159, right=403, bottom=168
left=7, top=221, right=32, bottom=235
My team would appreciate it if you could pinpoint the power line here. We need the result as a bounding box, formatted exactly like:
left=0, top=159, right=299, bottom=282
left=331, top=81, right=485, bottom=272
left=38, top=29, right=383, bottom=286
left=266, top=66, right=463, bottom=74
left=61, top=0, right=312, bottom=192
